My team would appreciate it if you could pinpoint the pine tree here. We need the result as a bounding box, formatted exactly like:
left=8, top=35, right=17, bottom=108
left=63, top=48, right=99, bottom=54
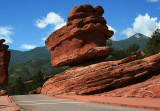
left=106, top=39, right=113, bottom=47
left=145, top=29, right=160, bottom=56
left=15, top=77, right=25, bottom=95
left=32, top=70, right=44, bottom=89
left=127, top=44, right=140, bottom=52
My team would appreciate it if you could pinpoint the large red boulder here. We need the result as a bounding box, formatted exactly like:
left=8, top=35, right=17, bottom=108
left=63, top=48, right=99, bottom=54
left=45, top=4, right=113, bottom=67
left=41, top=53, right=160, bottom=95
left=0, top=39, right=10, bottom=86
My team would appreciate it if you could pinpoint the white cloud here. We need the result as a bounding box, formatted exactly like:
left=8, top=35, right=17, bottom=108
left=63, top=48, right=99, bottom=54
left=121, top=13, right=160, bottom=37
left=36, top=20, right=47, bottom=28
left=54, top=22, right=66, bottom=30
left=108, top=25, right=117, bottom=40
left=121, top=28, right=135, bottom=37
left=42, top=37, right=47, bottom=41
left=146, top=0, right=159, bottom=2
left=0, top=26, right=13, bottom=43
left=21, top=44, right=36, bottom=50
left=35, top=12, right=66, bottom=30
left=108, top=25, right=117, bottom=33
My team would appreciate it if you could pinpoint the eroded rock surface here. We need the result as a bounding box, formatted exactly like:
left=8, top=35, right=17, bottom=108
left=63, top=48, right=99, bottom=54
left=45, top=4, right=113, bottom=67
left=41, top=53, right=160, bottom=95
left=101, top=75, right=160, bottom=98
left=0, top=39, right=10, bottom=85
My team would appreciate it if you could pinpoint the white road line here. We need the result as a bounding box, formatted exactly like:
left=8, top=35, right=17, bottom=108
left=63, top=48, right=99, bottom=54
left=19, top=101, right=83, bottom=106
left=15, top=99, right=68, bottom=103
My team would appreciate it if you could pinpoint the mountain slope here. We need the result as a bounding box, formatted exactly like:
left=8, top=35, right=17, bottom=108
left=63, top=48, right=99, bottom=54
left=9, top=46, right=50, bottom=65
left=111, top=33, right=150, bottom=51
left=9, top=58, right=69, bottom=83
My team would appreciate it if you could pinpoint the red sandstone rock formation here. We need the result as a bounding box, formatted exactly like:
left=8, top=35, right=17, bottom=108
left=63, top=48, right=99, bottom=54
left=0, top=90, right=7, bottom=96
left=41, top=4, right=160, bottom=97
left=101, top=75, right=160, bottom=98
left=41, top=53, right=160, bottom=95
left=0, top=39, right=10, bottom=86
left=29, top=87, right=41, bottom=95
left=45, top=4, right=113, bottom=67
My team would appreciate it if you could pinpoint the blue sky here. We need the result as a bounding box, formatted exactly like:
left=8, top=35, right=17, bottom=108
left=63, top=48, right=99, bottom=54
left=0, top=0, right=160, bottom=51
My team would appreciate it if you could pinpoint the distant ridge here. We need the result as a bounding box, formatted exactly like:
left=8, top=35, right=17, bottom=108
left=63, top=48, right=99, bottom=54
left=111, top=33, right=150, bottom=50
left=133, top=33, right=149, bottom=38
left=9, top=46, right=50, bottom=65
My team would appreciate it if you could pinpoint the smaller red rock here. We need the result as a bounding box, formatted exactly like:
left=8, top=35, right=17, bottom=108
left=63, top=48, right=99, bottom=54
left=29, top=87, right=42, bottom=94
left=0, top=90, right=7, bottom=96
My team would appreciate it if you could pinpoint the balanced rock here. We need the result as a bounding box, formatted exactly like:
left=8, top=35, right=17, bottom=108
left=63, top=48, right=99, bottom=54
left=0, top=39, right=11, bottom=86
left=41, top=53, right=160, bottom=95
left=45, top=4, right=113, bottom=67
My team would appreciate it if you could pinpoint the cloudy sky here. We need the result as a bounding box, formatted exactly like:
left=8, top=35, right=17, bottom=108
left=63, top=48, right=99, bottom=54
left=0, top=0, right=160, bottom=51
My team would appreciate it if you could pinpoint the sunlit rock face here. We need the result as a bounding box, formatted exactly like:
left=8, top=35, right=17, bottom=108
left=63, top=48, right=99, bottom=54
left=41, top=54, right=160, bottom=95
left=45, top=4, right=113, bottom=67
left=0, top=39, right=11, bottom=86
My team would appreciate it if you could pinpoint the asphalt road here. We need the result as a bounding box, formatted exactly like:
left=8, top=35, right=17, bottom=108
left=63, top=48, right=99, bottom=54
left=11, top=95, right=157, bottom=111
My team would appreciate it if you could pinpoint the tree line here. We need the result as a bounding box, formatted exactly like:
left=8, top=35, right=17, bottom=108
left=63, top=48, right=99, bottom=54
left=106, top=29, right=160, bottom=61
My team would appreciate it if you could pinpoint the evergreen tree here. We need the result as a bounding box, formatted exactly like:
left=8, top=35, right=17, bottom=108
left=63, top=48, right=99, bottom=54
left=145, top=29, right=160, bottom=56
left=106, top=39, right=113, bottom=47
left=32, top=70, right=44, bottom=89
left=105, top=49, right=131, bottom=61
left=127, top=44, right=140, bottom=52
left=14, top=77, right=25, bottom=95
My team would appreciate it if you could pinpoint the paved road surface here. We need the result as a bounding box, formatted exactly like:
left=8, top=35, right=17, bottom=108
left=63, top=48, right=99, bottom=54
left=11, top=95, right=157, bottom=111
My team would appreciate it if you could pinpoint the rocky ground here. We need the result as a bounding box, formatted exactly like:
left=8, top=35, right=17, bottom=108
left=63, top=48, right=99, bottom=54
left=0, top=96, right=23, bottom=111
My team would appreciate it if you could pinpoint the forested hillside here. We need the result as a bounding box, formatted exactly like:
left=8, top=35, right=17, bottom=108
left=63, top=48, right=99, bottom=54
left=111, top=33, right=150, bottom=50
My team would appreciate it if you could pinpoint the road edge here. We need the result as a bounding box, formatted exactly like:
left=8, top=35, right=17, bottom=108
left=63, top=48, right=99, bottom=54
left=44, top=95, right=160, bottom=110
left=8, top=95, right=24, bottom=111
